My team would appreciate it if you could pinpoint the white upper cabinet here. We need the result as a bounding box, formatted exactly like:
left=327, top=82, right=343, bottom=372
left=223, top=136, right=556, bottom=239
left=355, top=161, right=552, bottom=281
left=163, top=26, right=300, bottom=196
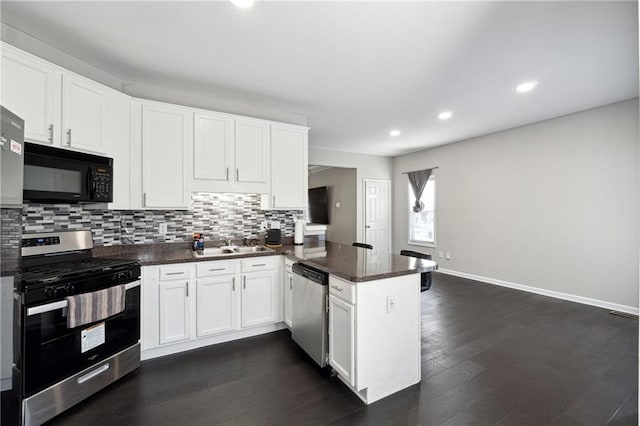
left=61, top=74, right=106, bottom=154
left=105, top=91, right=132, bottom=210
left=1, top=43, right=60, bottom=145
left=141, top=102, right=192, bottom=209
left=192, top=114, right=270, bottom=194
left=235, top=119, right=269, bottom=185
left=269, top=124, right=308, bottom=209
left=192, top=111, right=233, bottom=186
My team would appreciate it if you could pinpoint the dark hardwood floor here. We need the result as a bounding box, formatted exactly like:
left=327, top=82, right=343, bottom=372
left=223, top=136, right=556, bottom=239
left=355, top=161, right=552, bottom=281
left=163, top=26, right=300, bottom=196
left=47, top=273, right=638, bottom=425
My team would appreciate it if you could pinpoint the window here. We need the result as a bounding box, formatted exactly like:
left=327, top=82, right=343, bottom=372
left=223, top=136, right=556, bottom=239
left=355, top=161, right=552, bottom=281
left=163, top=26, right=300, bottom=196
left=408, top=175, right=435, bottom=246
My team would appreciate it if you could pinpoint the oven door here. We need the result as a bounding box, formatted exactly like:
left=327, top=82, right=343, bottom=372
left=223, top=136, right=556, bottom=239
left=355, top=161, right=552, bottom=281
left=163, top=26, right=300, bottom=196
left=21, top=283, right=140, bottom=397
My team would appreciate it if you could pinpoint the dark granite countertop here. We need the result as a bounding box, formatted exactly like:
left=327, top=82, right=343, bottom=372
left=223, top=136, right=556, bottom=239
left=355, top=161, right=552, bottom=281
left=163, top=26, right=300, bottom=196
left=278, top=241, right=437, bottom=282
left=92, top=242, right=277, bottom=265
left=92, top=239, right=437, bottom=283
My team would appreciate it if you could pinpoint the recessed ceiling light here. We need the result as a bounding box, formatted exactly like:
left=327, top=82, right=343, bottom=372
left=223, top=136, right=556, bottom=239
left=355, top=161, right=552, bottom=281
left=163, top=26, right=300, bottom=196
left=390, top=130, right=401, bottom=137
left=230, top=0, right=254, bottom=8
left=516, top=80, right=538, bottom=93
left=438, top=111, right=453, bottom=120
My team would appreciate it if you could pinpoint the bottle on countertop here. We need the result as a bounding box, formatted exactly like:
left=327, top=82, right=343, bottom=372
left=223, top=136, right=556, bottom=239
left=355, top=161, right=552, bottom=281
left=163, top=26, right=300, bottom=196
left=193, top=233, right=204, bottom=251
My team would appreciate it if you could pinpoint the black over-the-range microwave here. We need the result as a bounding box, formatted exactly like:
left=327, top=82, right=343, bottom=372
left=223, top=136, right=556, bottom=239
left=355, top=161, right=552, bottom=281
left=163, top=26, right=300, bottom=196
left=23, top=142, right=114, bottom=203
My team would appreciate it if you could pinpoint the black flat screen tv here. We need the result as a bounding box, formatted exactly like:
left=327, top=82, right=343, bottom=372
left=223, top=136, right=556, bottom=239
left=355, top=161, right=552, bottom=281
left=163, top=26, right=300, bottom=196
left=308, top=186, right=329, bottom=224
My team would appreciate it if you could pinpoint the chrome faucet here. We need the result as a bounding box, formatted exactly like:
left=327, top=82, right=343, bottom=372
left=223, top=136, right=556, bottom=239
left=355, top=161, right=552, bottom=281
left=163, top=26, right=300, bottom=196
left=221, top=236, right=232, bottom=246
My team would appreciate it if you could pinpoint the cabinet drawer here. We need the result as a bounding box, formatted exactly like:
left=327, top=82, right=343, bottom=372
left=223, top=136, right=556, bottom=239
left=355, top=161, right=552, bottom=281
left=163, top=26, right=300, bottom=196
left=329, top=277, right=355, bottom=304
left=241, top=257, right=276, bottom=273
left=196, top=261, right=238, bottom=277
left=284, top=258, right=295, bottom=273
left=159, top=264, right=193, bottom=281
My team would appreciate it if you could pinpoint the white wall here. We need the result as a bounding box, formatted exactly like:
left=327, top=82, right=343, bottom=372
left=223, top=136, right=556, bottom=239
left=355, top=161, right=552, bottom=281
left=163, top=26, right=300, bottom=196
left=309, top=149, right=393, bottom=242
left=393, top=99, right=639, bottom=311
left=308, top=167, right=357, bottom=244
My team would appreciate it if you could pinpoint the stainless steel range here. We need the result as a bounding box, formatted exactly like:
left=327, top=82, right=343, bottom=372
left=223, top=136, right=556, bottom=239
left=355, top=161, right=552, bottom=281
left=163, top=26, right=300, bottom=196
left=11, top=230, right=141, bottom=426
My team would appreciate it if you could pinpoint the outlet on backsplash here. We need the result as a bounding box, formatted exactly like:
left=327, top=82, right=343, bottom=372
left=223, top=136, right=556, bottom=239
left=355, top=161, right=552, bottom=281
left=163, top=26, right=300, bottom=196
left=158, top=222, right=167, bottom=235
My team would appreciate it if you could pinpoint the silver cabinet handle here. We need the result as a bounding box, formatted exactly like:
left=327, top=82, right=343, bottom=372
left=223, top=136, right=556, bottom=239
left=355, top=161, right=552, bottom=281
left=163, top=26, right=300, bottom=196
left=365, top=225, right=371, bottom=228
left=331, top=285, right=343, bottom=292
left=185, top=282, right=189, bottom=297
left=143, top=193, right=147, bottom=207
left=48, top=124, right=54, bottom=143
left=272, top=195, right=276, bottom=206
left=289, top=276, right=292, bottom=290
left=243, top=275, right=246, bottom=289
left=209, top=268, right=225, bottom=272
left=252, top=263, right=266, bottom=267
left=232, top=277, right=235, bottom=291
left=166, top=272, right=184, bottom=276
left=226, top=167, right=229, bottom=181
left=66, top=128, right=72, bottom=146
left=236, top=168, right=239, bottom=181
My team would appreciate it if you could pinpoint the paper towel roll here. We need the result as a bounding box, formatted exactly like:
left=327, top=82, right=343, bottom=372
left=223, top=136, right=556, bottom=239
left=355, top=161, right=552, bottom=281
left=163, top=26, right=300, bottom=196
left=294, top=221, right=304, bottom=245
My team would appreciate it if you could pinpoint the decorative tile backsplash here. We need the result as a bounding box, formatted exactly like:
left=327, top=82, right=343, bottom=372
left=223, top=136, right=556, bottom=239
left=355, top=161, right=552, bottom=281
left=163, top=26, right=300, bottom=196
left=22, top=193, right=303, bottom=246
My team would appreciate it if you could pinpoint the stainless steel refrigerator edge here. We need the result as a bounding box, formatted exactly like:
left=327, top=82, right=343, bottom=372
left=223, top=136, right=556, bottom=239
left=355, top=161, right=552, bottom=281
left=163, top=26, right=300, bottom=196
left=1, top=107, right=25, bottom=207
left=1, top=106, right=24, bottom=425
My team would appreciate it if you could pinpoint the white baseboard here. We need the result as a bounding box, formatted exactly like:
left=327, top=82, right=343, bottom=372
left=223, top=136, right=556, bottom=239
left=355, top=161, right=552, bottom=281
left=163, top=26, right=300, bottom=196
left=436, top=268, right=639, bottom=316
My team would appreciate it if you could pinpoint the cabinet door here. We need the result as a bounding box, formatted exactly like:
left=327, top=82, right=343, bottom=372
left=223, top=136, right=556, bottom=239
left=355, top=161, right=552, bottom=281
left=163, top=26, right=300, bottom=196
left=61, top=74, right=105, bottom=154
left=193, top=111, right=233, bottom=183
left=196, top=276, right=237, bottom=337
left=1, top=45, right=59, bottom=145
left=105, top=92, right=131, bottom=209
left=270, top=125, right=307, bottom=209
left=284, top=272, right=293, bottom=328
left=159, top=281, right=191, bottom=345
left=235, top=119, right=269, bottom=184
left=142, top=103, right=192, bottom=209
left=329, top=295, right=355, bottom=386
left=241, top=271, right=276, bottom=328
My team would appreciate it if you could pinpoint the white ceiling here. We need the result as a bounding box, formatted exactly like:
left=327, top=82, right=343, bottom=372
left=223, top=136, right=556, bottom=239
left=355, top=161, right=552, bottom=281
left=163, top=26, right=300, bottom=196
left=1, top=1, right=637, bottom=157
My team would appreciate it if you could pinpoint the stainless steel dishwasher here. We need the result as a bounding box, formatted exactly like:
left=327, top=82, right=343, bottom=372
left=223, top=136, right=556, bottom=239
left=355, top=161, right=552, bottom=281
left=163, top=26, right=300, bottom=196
left=291, top=262, right=329, bottom=367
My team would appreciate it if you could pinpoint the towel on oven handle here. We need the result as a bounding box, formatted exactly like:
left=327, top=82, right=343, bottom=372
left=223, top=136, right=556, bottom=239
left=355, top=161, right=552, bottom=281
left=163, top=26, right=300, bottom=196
left=65, top=284, right=126, bottom=328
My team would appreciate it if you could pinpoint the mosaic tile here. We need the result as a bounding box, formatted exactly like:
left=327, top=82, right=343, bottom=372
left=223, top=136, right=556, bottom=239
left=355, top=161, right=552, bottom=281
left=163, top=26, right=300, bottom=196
left=21, top=193, right=303, bottom=246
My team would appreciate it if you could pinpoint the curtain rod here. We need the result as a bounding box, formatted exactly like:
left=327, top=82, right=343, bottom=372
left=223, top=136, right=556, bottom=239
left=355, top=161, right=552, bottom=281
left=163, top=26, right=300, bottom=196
left=401, top=166, right=439, bottom=175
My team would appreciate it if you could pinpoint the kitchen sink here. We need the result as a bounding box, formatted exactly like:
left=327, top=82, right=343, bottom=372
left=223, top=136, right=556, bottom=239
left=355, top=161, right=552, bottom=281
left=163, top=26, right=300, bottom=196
left=193, top=245, right=275, bottom=258
left=236, top=246, right=273, bottom=253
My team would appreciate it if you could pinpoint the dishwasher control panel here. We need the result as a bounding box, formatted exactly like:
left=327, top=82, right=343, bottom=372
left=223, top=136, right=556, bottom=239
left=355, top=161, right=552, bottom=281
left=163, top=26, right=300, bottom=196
left=292, top=263, right=328, bottom=285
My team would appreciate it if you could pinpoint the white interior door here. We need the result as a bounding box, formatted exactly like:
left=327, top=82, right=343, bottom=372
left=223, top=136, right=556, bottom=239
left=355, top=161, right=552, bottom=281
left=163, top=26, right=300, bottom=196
left=364, top=180, right=390, bottom=253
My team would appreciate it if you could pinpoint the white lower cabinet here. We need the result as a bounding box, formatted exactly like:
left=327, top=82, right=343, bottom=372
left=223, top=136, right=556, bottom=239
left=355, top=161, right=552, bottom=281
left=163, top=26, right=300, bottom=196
left=158, top=280, right=191, bottom=345
left=240, top=257, right=277, bottom=328
left=241, top=271, right=276, bottom=328
left=196, top=275, right=237, bottom=337
left=283, top=258, right=294, bottom=328
left=327, top=274, right=422, bottom=405
left=142, top=258, right=282, bottom=359
left=328, top=294, right=355, bottom=386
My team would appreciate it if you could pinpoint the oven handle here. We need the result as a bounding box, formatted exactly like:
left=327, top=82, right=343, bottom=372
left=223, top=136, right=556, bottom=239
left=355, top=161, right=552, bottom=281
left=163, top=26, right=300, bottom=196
left=26, top=280, right=140, bottom=316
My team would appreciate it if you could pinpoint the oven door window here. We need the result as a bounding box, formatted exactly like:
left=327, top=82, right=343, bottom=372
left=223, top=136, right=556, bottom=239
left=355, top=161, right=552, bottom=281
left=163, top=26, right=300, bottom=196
left=22, top=287, right=140, bottom=396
